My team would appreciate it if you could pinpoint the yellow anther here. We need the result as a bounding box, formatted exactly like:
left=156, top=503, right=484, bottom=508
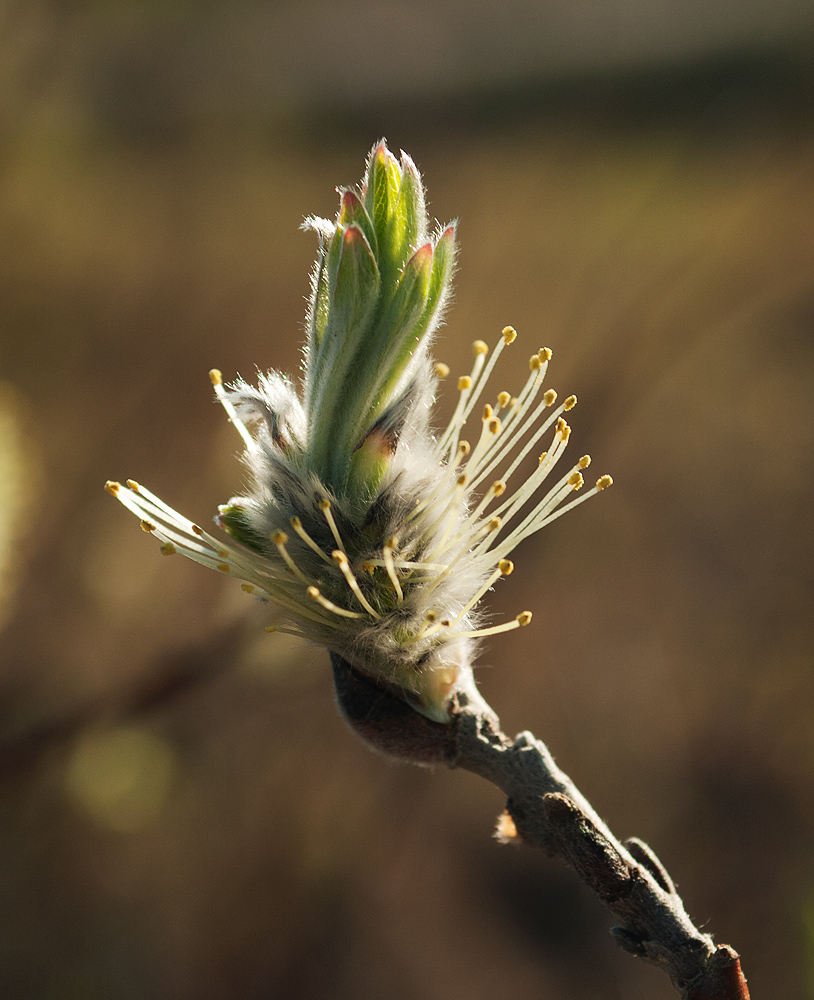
left=307, top=586, right=321, bottom=599
left=160, top=542, right=176, bottom=556
left=434, top=362, right=450, bottom=379
left=331, top=550, right=348, bottom=565
left=482, top=403, right=493, bottom=420
left=271, top=530, right=288, bottom=545
left=360, top=562, right=375, bottom=575
left=568, top=472, right=584, bottom=489
left=319, top=498, right=331, bottom=511
left=191, top=524, right=204, bottom=535
left=596, top=474, right=613, bottom=491
left=578, top=455, right=591, bottom=469
left=488, top=517, right=502, bottom=531
left=539, top=347, right=553, bottom=362
left=264, top=625, right=277, bottom=633
left=104, top=480, right=120, bottom=496
left=217, top=548, right=229, bottom=558
left=564, top=394, right=577, bottom=411
left=493, top=480, right=506, bottom=496
left=488, top=417, right=501, bottom=435
left=217, top=562, right=230, bottom=573
left=502, top=326, right=517, bottom=344
left=517, top=611, right=533, bottom=626
left=425, top=611, right=437, bottom=622
left=140, top=520, right=156, bottom=533
left=538, top=451, right=548, bottom=464
left=126, top=480, right=141, bottom=492
left=457, top=474, right=468, bottom=487
left=497, top=391, right=511, bottom=409
left=209, top=369, right=223, bottom=386
left=241, top=584, right=255, bottom=593
left=458, top=375, right=472, bottom=391
left=529, top=355, right=542, bottom=371
left=473, top=339, right=488, bottom=355
left=499, top=559, right=514, bottom=576
left=457, top=440, right=471, bottom=457
left=543, top=389, right=557, bottom=406
left=290, top=516, right=302, bottom=529
left=556, top=417, right=568, bottom=434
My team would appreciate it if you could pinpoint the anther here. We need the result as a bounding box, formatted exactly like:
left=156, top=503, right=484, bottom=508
left=539, top=348, right=553, bottom=362
left=241, top=584, right=255, bottom=594
left=482, top=403, right=493, bottom=420
left=499, top=559, right=514, bottom=576
left=596, top=475, right=613, bottom=491
left=543, top=389, right=557, bottom=406
left=538, top=451, right=548, bottom=464
left=271, top=530, right=288, bottom=546
left=493, top=480, right=506, bottom=496
left=209, top=369, right=223, bottom=386
left=160, top=542, right=176, bottom=556
left=126, top=480, right=141, bottom=492
left=568, top=472, right=584, bottom=489
left=191, top=524, right=204, bottom=535
left=564, top=394, right=577, bottom=411
left=434, top=362, right=450, bottom=379
left=488, top=417, right=501, bottom=435
left=104, top=481, right=120, bottom=496
left=140, top=520, right=155, bottom=533
left=217, top=563, right=230, bottom=573
left=517, top=611, right=533, bottom=626
left=457, top=474, right=468, bottom=487
left=458, top=375, right=472, bottom=391
left=578, top=455, right=591, bottom=469
left=502, top=326, right=517, bottom=344
left=473, top=340, right=488, bottom=355
left=497, top=391, right=511, bottom=409
left=530, top=355, right=543, bottom=371
left=457, top=440, right=471, bottom=457
left=488, top=517, right=502, bottom=531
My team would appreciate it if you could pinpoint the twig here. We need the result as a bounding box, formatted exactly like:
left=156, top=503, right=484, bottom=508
left=331, top=654, right=750, bottom=1000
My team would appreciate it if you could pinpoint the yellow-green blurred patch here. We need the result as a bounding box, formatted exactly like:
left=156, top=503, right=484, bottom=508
left=0, top=382, right=37, bottom=634
left=65, top=725, right=177, bottom=832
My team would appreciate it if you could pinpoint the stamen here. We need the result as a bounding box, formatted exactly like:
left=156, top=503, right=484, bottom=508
left=140, top=520, right=156, bottom=533
left=452, top=611, right=533, bottom=639
left=434, top=362, right=450, bottom=379
left=596, top=475, right=613, bottom=490
left=160, top=542, right=176, bottom=556
left=332, top=550, right=380, bottom=617
left=210, top=369, right=255, bottom=452
left=272, top=530, right=311, bottom=584
left=265, top=624, right=310, bottom=638
left=445, top=558, right=514, bottom=630
left=307, top=586, right=366, bottom=619
left=382, top=539, right=404, bottom=603
left=319, top=499, right=345, bottom=552
left=290, top=515, right=334, bottom=565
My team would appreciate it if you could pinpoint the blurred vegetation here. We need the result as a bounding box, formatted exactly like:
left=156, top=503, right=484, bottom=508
left=1, top=1, right=814, bottom=998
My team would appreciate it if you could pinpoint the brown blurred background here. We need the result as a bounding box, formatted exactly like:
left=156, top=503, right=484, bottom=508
left=2, top=0, right=814, bottom=997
